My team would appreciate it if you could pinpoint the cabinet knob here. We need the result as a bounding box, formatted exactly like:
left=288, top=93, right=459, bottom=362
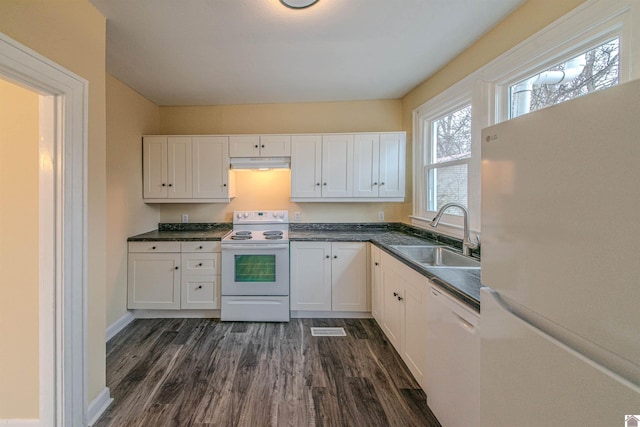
left=175, top=266, right=179, bottom=270
left=261, top=145, right=265, bottom=148
left=374, top=262, right=379, bottom=266
left=197, top=285, right=202, bottom=289
left=393, top=292, right=398, bottom=297
left=333, top=255, right=338, bottom=259
left=373, top=182, right=378, bottom=186
left=198, top=245, right=203, bottom=250
left=161, top=183, right=166, bottom=187
left=323, top=183, right=327, bottom=186
left=397, top=295, right=403, bottom=301
left=198, top=263, right=203, bottom=267
left=325, top=255, right=330, bottom=259
left=380, top=182, right=385, bottom=186
left=223, top=183, right=227, bottom=187
left=168, top=183, right=173, bottom=187
left=316, top=183, right=320, bottom=186
left=255, top=144, right=259, bottom=148
left=152, top=246, right=156, bottom=250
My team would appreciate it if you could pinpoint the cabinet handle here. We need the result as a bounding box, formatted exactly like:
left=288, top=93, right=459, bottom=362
left=373, top=182, right=378, bottom=186
left=323, top=183, right=327, bottom=186
left=198, top=263, right=203, bottom=267
left=152, top=246, right=157, bottom=250
left=223, top=183, right=227, bottom=187
left=168, top=183, right=173, bottom=187
left=333, top=255, right=338, bottom=259
left=198, top=245, right=203, bottom=250
left=197, top=285, right=202, bottom=289
left=374, top=262, right=379, bottom=266
left=175, top=266, right=179, bottom=270
left=325, top=255, right=330, bottom=259
left=261, top=145, right=265, bottom=148
left=393, top=292, right=398, bottom=297
left=161, top=183, right=166, bottom=187
left=380, top=182, right=385, bottom=186
left=316, top=183, right=321, bottom=186
left=255, top=144, right=259, bottom=148
left=397, top=295, right=403, bottom=301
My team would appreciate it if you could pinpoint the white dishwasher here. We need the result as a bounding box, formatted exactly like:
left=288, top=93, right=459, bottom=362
left=426, top=284, right=480, bottom=427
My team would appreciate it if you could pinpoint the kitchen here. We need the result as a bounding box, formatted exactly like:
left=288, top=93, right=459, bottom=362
left=1, top=0, right=640, bottom=426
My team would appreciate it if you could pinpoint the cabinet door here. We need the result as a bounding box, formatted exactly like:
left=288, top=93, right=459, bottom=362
left=291, top=135, right=322, bottom=198
left=353, top=134, right=380, bottom=197
left=321, top=134, right=353, bottom=197
left=167, top=136, right=192, bottom=198
left=370, top=244, right=383, bottom=322
left=381, top=264, right=403, bottom=352
left=229, top=135, right=260, bottom=157
left=331, top=242, right=369, bottom=312
left=378, top=133, right=406, bottom=198
left=402, top=270, right=429, bottom=388
left=192, top=136, right=231, bottom=198
left=290, top=241, right=332, bottom=311
left=260, top=135, right=291, bottom=157
left=143, top=136, right=168, bottom=199
left=128, top=253, right=180, bottom=309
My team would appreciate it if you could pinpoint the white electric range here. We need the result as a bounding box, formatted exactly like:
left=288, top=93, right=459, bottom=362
left=220, top=210, right=290, bottom=322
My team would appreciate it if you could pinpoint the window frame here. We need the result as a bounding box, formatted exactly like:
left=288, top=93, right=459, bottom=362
left=411, top=0, right=636, bottom=239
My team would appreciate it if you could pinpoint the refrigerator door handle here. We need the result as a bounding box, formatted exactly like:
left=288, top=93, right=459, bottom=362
left=483, top=287, right=640, bottom=390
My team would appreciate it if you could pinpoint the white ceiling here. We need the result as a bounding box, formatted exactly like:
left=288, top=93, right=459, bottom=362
left=90, top=0, right=526, bottom=106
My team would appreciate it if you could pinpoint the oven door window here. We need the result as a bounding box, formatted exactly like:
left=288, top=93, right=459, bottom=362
left=234, top=254, right=276, bottom=282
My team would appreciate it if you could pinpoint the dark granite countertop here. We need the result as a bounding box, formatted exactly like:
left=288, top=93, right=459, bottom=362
left=127, top=222, right=482, bottom=311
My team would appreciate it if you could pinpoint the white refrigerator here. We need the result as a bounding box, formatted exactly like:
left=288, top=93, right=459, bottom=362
left=480, top=79, right=640, bottom=426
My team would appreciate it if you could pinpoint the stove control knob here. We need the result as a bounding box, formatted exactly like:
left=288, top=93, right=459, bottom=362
left=236, top=213, right=242, bottom=219
left=243, top=212, right=249, bottom=218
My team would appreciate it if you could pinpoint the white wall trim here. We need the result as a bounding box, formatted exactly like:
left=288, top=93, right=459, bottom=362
left=86, top=387, right=113, bottom=427
left=0, top=33, right=89, bottom=426
left=0, top=420, right=40, bottom=427
left=106, top=312, right=136, bottom=342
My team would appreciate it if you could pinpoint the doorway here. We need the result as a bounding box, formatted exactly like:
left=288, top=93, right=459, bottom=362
left=0, top=33, right=88, bottom=425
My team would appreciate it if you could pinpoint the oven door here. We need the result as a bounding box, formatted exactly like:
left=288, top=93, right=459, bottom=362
left=221, top=243, right=289, bottom=296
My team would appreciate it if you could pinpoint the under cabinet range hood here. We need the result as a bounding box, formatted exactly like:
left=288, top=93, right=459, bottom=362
left=229, top=157, right=290, bottom=170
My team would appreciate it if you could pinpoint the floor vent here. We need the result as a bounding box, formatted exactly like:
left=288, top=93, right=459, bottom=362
left=311, top=327, right=347, bottom=337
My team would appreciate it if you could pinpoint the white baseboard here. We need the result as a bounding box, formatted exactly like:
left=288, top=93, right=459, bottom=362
left=290, top=310, right=373, bottom=319
left=0, top=420, right=39, bottom=426
left=86, top=387, right=112, bottom=427
left=132, top=309, right=220, bottom=319
left=106, top=311, right=135, bottom=342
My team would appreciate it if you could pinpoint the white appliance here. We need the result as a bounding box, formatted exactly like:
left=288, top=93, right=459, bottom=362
left=426, top=285, right=480, bottom=427
left=221, top=210, right=290, bottom=322
left=480, top=79, right=640, bottom=426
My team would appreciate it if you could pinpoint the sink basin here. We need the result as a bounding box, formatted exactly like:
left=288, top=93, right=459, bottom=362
left=390, top=245, right=480, bottom=269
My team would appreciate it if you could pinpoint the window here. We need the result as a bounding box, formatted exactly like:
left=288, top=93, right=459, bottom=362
left=509, top=38, right=620, bottom=118
left=426, top=104, right=472, bottom=215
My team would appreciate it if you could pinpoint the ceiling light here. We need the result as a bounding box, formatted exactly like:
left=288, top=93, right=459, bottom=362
left=280, top=0, right=319, bottom=9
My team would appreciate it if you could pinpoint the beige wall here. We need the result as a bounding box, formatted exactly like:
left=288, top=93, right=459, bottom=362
left=400, top=0, right=586, bottom=219
left=106, top=74, right=160, bottom=327
left=158, top=100, right=407, bottom=223
left=0, top=0, right=108, bottom=411
left=0, top=80, right=40, bottom=419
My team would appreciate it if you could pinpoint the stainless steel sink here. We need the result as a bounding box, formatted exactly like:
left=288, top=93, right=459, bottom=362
left=390, top=245, right=480, bottom=269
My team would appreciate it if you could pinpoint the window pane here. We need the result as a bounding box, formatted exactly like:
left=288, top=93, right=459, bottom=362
left=510, top=38, right=619, bottom=118
left=430, top=104, right=472, bottom=163
left=427, top=164, right=468, bottom=216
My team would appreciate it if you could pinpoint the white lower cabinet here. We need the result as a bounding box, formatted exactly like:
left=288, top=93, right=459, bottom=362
left=290, top=241, right=369, bottom=312
left=128, top=241, right=221, bottom=310
left=379, top=251, right=428, bottom=388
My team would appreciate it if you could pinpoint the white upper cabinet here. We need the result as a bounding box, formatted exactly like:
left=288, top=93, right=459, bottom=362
left=291, top=132, right=405, bottom=202
left=143, top=135, right=234, bottom=203
left=290, top=135, right=322, bottom=199
left=229, top=135, right=291, bottom=157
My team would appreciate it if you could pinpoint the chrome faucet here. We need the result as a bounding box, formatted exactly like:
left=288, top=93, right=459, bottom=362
left=430, top=203, right=479, bottom=256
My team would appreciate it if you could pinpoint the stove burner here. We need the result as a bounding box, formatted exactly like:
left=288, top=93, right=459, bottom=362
left=265, top=235, right=283, bottom=240
left=231, top=235, right=252, bottom=240
left=235, top=230, right=252, bottom=236
left=263, top=230, right=283, bottom=236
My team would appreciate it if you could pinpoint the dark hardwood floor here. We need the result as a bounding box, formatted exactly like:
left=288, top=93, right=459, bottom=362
left=95, top=318, right=441, bottom=427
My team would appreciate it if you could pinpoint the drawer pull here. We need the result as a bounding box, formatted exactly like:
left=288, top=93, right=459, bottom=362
left=198, top=245, right=203, bottom=250
left=175, top=266, right=179, bottom=270
left=152, top=246, right=156, bottom=250
left=197, top=285, right=202, bottom=289
left=198, top=263, right=203, bottom=267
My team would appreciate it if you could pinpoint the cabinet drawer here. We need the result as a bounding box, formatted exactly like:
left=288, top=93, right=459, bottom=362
left=128, top=241, right=181, bottom=253
left=181, top=241, right=221, bottom=253
left=181, top=253, right=220, bottom=275
left=182, top=275, right=218, bottom=309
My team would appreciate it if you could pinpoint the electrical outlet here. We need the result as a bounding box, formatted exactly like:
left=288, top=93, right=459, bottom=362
left=294, top=211, right=301, bottom=221
left=378, top=211, right=384, bottom=221
left=181, top=213, right=189, bottom=223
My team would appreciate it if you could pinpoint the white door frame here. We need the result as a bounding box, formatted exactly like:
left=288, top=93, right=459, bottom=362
left=0, top=33, right=88, bottom=426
